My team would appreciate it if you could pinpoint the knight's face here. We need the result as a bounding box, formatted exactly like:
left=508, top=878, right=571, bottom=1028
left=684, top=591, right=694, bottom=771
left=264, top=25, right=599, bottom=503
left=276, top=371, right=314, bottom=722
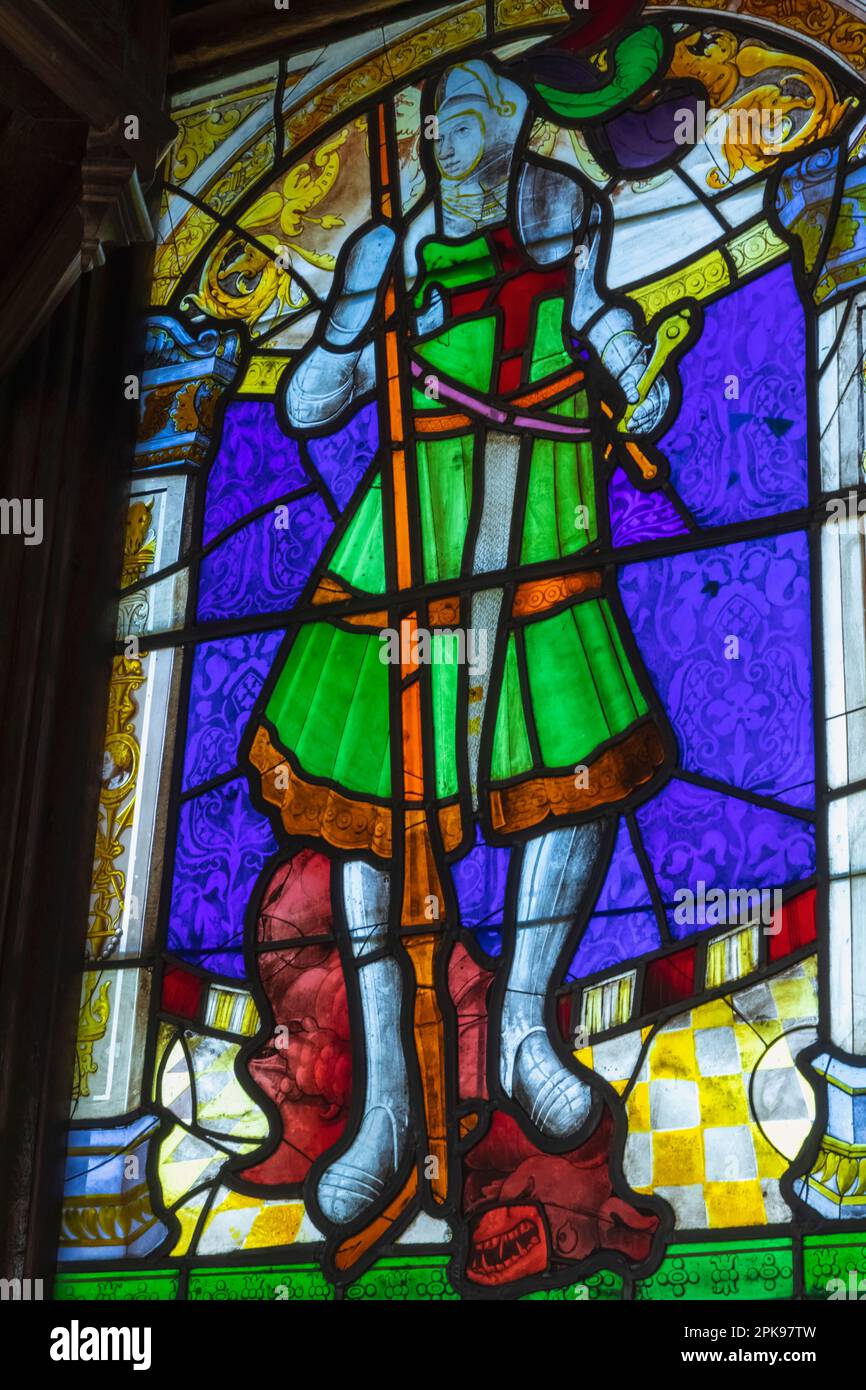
left=434, top=110, right=485, bottom=181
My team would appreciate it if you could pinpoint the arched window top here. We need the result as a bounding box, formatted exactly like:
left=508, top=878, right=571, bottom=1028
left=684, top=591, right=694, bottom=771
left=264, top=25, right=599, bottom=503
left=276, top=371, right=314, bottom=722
left=57, top=0, right=866, bottom=1305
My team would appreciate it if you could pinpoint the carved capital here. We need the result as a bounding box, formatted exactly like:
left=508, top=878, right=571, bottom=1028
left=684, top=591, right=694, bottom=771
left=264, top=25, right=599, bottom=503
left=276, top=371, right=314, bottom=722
left=790, top=1050, right=866, bottom=1220
left=135, top=315, right=243, bottom=469
left=81, top=122, right=155, bottom=273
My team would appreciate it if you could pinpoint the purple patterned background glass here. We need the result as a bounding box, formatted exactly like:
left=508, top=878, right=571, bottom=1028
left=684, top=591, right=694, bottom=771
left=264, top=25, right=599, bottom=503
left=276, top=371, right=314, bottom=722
left=619, top=531, right=814, bottom=807
left=183, top=630, right=285, bottom=792
left=660, top=264, right=807, bottom=526
left=636, top=778, right=815, bottom=939
left=609, top=468, right=689, bottom=548
left=197, top=493, right=333, bottom=621
left=309, top=400, right=379, bottom=510
left=452, top=825, right=511, bottom=956
left=203, top=401, right=308, bottom=545
left=168, top=778, right=278, bottom=977
left=568, top=818, right=662, bottom=978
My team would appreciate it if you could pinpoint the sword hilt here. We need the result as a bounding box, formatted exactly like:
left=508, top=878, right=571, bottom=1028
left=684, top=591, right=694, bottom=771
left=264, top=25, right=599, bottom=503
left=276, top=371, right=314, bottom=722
left=619, top=306, right=692, bottom=432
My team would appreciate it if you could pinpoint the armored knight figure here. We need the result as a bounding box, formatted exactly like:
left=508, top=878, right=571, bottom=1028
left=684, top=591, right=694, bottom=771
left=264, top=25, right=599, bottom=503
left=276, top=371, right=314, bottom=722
left=249, top=59, right=682, bottom=1227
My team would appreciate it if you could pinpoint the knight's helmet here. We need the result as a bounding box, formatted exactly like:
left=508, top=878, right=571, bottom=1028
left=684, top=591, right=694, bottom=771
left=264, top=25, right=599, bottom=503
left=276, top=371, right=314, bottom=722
left=434, top=60, right=529, bottom=180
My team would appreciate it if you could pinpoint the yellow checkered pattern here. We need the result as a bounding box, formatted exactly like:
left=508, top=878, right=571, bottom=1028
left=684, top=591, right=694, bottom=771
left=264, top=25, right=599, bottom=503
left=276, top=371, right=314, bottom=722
left=576, top=958, right=818, bottom=1229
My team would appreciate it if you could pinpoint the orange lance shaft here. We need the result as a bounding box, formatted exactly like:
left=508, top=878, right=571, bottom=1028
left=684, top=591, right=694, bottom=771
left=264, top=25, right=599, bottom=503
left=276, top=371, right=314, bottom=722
left=334, top=103, right=451, bottom=1275
left=378, top=102, right=449, bottom=1207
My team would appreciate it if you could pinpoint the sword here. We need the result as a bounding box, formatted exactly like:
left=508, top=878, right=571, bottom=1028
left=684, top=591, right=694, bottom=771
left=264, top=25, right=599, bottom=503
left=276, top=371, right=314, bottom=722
left=619, top=306, right=692, bottom=433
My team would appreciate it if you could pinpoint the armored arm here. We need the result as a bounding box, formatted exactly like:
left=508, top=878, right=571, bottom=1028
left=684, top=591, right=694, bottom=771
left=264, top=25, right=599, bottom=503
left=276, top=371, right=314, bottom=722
left=284, top=223, right=396, bottom=431
left=571, top=202, right=677, bottom=436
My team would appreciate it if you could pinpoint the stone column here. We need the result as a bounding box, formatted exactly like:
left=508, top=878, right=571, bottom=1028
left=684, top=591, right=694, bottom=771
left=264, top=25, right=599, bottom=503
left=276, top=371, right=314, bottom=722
left=792, top=293, right=866, bottom=1218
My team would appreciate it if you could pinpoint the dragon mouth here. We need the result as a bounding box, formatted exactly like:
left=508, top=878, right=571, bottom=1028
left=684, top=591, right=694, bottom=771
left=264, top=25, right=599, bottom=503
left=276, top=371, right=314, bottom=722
left=467, top=1205, right=548, bottom=1286
left=249, top=1045, right=288, bottom=1077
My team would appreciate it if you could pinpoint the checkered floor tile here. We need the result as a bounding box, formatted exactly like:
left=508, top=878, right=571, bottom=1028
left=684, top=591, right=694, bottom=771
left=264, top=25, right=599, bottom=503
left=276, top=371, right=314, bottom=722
left=576, top=958, right=818, bottom=1229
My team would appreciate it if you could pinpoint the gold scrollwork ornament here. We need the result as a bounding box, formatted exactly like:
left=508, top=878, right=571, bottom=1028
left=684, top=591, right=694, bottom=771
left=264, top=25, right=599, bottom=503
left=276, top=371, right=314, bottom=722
left=184, top=130, right=350, bottom=328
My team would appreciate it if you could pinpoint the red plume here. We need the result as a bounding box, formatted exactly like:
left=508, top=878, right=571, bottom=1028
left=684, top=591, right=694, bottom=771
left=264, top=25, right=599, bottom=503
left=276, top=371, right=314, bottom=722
left=557, top=0, right=646, bottom=53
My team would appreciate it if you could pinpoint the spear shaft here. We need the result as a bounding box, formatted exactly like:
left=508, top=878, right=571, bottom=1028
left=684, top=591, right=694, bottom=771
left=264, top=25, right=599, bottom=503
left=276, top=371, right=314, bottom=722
left=334, top=100, right=450, bottom=1273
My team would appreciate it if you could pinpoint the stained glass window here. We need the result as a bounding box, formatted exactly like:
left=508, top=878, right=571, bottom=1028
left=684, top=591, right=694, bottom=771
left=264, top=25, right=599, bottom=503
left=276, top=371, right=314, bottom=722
left=58, top=0, right=866, bottom=1305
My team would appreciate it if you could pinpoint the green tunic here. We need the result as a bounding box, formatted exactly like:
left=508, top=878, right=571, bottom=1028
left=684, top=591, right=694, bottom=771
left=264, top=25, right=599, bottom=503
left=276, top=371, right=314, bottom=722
left=256, top=226, right=665, bottom=852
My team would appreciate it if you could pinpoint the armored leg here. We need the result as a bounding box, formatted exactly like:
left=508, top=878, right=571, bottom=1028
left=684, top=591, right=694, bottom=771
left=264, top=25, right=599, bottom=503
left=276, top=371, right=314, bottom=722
left=317, top=861, right=411, bottom=1224
left=500, top=823, right=605, bottom=1138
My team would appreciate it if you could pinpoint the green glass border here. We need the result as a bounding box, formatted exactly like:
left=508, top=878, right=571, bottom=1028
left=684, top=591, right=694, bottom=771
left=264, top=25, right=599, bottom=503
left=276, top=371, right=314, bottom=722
left=51, top=1234, right=866, bottom=1301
